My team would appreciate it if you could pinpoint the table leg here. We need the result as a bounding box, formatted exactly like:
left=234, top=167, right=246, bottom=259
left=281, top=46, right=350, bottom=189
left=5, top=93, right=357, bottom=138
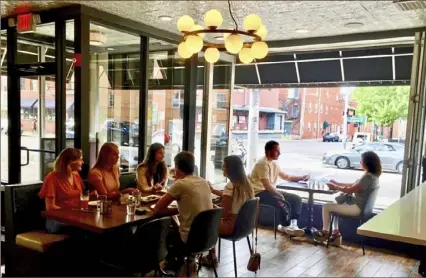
left=301, top=192, right=320, bottom=245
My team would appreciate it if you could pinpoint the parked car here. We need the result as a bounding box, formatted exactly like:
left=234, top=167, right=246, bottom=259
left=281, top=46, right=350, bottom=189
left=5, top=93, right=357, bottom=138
left=323, top=132, right=340, bottom=142
left=322, top=142, right=405, bottom=174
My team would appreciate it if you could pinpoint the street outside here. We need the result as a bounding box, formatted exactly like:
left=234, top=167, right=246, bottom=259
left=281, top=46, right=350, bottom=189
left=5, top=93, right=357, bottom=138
left=1, top=134, right=402, bottom=209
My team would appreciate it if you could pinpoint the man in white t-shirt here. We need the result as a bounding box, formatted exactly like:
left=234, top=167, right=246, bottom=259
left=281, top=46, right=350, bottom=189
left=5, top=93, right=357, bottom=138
left=154, top=151, right=213, bottom=271
left=251, top=140, right=309, bottom=237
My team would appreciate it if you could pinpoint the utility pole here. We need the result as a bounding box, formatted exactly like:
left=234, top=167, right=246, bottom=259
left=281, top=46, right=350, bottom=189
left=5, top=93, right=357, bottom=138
left=317, top=88, right=322, bottom=138
left=342, top=87, right=350, bottom=137
left=247, top=88, right=260, bottom=172
left=299, top=88, right=306, bottom=140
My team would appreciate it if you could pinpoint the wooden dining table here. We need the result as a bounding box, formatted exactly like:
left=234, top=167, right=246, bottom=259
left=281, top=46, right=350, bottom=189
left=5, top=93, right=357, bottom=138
left=41, top=191, right=222, bottom=234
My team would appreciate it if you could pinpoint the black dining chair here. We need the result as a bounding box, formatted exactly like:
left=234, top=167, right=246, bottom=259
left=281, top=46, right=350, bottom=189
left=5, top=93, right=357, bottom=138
left=184, top=208, right=223, bottom=277
left=218, top=198, right=259, bottom=277
left=98, top=217, right=172, bottom=277
left=326, top=186, right=380, bottom=255
left=259, top=203, right=277, bottom=239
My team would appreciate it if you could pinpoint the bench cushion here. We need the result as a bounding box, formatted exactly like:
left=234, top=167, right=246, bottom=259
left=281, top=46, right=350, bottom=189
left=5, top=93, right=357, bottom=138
left=15, top=230, right=69, bottom=253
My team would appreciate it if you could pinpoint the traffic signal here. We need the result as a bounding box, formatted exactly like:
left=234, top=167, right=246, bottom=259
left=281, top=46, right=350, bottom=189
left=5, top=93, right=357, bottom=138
left=345, top=108, right=356, bottom=117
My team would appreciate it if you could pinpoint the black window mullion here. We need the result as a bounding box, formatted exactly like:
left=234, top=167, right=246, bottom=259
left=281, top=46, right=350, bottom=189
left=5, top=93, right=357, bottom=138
left=138, top=36, right=149, bottom=163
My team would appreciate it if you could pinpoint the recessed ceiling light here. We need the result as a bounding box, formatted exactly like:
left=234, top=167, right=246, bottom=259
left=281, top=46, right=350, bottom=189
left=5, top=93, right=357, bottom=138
left=159, top=15, right=172, bottom=21
left=294, top=29, right=310, bottom=34
left=107, top=47, right=114, bottom=51
left=344, top=22, right=364, bottom=28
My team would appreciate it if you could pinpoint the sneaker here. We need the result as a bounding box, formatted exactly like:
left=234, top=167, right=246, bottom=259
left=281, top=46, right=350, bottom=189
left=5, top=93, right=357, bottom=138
left=283, top=226, right=305, bottom=237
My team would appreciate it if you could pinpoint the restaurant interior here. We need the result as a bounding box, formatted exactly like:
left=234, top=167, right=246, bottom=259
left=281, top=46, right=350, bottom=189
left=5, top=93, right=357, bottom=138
left=1, top=1, right=426, bottom=277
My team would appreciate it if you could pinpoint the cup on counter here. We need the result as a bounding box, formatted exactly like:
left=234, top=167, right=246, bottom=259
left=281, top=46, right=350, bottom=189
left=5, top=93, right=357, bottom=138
left=80, top=191, right=90, bottom=209
left=308, top=179, right=315, bottom=189
left=126, top=196, right=136, bottom=216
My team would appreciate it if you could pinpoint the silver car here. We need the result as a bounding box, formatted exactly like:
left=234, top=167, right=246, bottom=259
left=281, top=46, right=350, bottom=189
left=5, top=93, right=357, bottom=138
left=322, top=142, right=405, bottom=174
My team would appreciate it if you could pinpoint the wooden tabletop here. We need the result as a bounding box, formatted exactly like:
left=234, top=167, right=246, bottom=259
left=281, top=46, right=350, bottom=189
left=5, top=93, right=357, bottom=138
left=357, top=182, right=426, bottom=247
left=42, top=191, right=222, bottom=234
left=277, top=181, right=337, bottom=195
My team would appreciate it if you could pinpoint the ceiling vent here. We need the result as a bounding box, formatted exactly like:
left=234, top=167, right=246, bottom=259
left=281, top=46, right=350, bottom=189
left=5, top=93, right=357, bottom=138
left=393, top=0, right=426, bottom=11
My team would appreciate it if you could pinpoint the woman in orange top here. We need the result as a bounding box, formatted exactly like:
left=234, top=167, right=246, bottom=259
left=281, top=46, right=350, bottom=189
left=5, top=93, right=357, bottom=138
left=38, top=148, right=85, bottom=233
left=88, top=142, right=136, bottom=199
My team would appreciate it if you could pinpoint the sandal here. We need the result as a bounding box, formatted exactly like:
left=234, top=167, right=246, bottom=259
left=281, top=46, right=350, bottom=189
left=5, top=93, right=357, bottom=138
left=328, top=232, right=342, bottom=246
left=314, top=230, right=329, bottom=237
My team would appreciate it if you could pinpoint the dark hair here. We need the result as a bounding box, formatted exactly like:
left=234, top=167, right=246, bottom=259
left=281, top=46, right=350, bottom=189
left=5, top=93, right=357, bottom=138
left=265, top=140, right=279, bottom=152
left=174, top=151, right=195, bottom=175
left=223, top=155, right=254, bottom=203
left=361, top=151, right=382, bottom=177
left=138, top=143, right=167, bottom=185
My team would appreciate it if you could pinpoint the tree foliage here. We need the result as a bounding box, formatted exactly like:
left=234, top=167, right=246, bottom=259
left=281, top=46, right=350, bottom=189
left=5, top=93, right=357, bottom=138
left=351, top=86, right=410, bottom=127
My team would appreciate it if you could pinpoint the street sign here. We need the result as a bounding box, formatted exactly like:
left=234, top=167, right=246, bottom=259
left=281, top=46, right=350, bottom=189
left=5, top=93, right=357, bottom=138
left=348, top=116, right=367, bottom=123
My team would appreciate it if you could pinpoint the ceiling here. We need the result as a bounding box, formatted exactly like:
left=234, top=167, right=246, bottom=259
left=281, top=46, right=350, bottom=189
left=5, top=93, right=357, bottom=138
left=2, top=1, right=426, bottom=43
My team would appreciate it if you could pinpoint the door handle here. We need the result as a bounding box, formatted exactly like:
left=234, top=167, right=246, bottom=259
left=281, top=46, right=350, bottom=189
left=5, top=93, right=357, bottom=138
left=20, top=146, right=29, bottom=166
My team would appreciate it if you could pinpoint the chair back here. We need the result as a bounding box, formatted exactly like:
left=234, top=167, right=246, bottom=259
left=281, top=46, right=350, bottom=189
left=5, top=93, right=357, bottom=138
left=186, top=208, right=223, bottom=255
left=231, top=198, right=259, bottom=241
left=362, top=186, right=380, bottom=217
left=134, top=217, right=171, bottom=267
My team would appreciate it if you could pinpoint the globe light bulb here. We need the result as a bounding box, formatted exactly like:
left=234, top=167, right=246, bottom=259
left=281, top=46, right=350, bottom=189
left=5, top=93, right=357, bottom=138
left=244, top=14, right=262, bottom=32
left=204, top=9, right=223, bottom=28
left=238, top=47, right=253, bottom=64
left=190, top=24, right=205, bottom=39
left=224, top=34, right=243, bottom=54
left=255, top=25, right=268, bottom=40
left=185, top=35, right=204, bottom=53
left=177, top=15, right=195, bottom=32
left=205, top=47, right=220, bottom=63
left=250, top=41, right=268, bottom=59
left=178, top=42, right=192, bottom=59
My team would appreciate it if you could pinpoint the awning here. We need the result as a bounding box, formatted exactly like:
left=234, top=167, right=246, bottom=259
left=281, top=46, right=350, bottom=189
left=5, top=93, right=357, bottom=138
left=21, top=98, right=38, bottom=108
left=233, top=105, right=287, bottom=114
left=33, top=99, right=55, bottom=109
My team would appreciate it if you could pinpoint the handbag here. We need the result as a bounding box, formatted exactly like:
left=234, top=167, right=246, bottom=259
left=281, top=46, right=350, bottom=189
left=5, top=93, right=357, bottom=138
left=247, top=199, right=261, bottom=272
left=335, top=193, right=353, bottom=204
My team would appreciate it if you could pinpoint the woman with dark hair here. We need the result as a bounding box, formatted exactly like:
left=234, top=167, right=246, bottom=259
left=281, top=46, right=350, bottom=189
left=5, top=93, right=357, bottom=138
left=136, top=143, right=168, bottom=193
left=316, top=151, right=381, bottom=245
left=206, top=155, right=255, bottom=265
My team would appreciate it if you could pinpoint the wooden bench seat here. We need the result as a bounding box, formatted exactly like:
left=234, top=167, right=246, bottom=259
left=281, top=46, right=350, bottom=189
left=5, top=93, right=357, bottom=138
left=16, top=230, right=69, bottom=253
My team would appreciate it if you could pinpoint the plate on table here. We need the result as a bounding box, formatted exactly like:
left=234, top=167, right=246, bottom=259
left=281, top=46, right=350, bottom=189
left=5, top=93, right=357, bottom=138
left=150, top=200, right=177, bottom=210
left=88, top=201, right=98, bottom=207
left=140, top=195, right=161, bottom=203
left=136, top=207, right=151, bottom=215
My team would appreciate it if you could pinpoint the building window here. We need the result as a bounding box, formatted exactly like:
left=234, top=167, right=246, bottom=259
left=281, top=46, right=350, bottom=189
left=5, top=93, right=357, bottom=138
left=326, top=91, right=329, bottom=99
left=325, top=105, right=328, bottom=114
left=108, top=92, right=115, bottom=107
left=314, top=122, right=317, bottom=132
left=292, top=104, right=299, bottom=118
left=216, top=93, right=227, bottom=109
left=307, top=122, right=311, bottom=132
left=309, top=102, right=312, bottom=113
left=320, top=104, right=323, bottom=114
left=315, top=103, right=318, bottom=113
left=172, top=91, right=184, bottom=108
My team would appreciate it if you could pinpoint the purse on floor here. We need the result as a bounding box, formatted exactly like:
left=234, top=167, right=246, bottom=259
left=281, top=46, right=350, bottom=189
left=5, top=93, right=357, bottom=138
left=247, top=199, right=261, bottom=272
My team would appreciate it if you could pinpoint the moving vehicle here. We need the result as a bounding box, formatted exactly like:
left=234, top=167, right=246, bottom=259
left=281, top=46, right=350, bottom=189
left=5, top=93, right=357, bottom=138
left=323, top=132, right=340, bottom=142
left=322, top=142, right=405, bottom=174
left=352, top=132, right=372, bottom=146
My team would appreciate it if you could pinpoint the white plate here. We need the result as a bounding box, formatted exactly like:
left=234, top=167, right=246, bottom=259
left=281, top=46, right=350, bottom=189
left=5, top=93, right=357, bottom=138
left=140, top=195, right=161, bottom=203
left=88, top=201, right=98, bottom=207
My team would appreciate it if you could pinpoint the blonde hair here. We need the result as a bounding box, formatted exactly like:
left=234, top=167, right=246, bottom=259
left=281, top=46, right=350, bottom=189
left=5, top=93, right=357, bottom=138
left=54, top=148, right=82, bottom=177
left=94, top=142, right=119, bottom=169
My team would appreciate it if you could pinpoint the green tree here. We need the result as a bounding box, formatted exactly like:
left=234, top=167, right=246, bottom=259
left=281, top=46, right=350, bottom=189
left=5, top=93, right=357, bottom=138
left=351, top=86, right=410, bottom=139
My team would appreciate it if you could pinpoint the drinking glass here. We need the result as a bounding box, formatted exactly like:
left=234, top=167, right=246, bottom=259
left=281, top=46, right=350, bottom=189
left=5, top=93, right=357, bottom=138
left=97, top=195, right=107, bottom=211
left=126, top=196, right=136, bottom=216
left=80, top=191, right=90, bottom=209
left=132, top=189, right=141, bottom=206
left=120, top=193, right=129, bottom=205
left=308, top=178, right=315, bottom=189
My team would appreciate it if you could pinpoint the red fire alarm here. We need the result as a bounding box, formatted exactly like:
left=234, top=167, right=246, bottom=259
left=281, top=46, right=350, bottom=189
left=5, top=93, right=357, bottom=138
left=17, top=13, right=35, bottom=33
left=73, top=53, right=82, bottom=67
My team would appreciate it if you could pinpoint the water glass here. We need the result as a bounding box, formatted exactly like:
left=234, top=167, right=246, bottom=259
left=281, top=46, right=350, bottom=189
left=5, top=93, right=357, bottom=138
left=132, top=190, right=141, bottom=206
left=126, top=196, right=136, bottom=216
left=97, top=195, right=107, bottom=211
left=120, top=193, right=129, bottom=205
left=100, top=200, right=112, bottom=215
left=308, top=179, right=315, bottom=189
